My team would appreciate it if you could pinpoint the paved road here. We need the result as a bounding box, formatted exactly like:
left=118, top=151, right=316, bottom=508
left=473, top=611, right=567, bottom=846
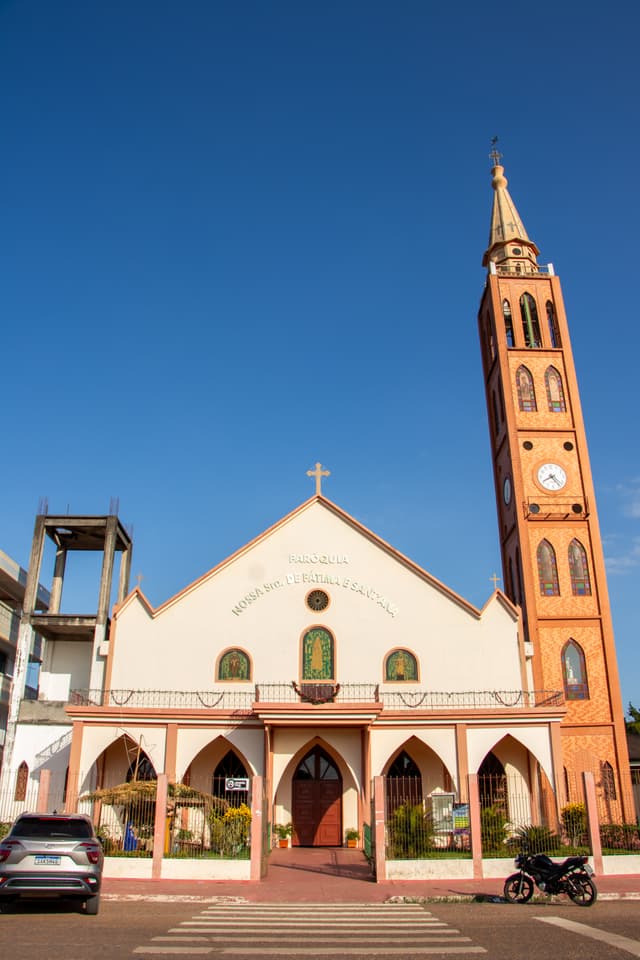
left=2, top=898, right=640, bottom=958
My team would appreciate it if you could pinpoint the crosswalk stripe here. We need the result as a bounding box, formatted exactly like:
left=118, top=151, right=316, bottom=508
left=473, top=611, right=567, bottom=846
left=134, top=902, right=485, bottom=958
left=218, top=949, right=486, bottom=956
left=535, top=917, right=640, bottom=957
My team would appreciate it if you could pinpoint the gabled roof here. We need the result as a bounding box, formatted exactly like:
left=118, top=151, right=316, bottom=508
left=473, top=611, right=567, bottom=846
left=114, top=495, right=518, bottom=623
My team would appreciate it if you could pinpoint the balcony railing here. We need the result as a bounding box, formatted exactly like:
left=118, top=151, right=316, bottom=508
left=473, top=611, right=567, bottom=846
left=69, top=686, right=564, bottom=712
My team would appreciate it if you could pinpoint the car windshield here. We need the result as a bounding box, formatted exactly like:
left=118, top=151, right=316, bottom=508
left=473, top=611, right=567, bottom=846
left=11, top=818, right=93, bottom=839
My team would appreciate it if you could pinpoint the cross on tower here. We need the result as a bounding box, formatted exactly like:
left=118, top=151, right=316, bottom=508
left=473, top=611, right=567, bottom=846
left=490, top=572, right=501, bottom=590
left=135, top=572, right=144, bottom=589
left=489, top=136, right=502, bottom=167
left=306, top=462, right=330, bottom=495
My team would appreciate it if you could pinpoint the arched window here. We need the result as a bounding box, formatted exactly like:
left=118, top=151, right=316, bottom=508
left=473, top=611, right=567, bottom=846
left=537, top=540, right=560, bottom=596
left=520, top=292, right=541, bottom=347
left=384, top=649, right=419, bottom=682
left=515, top=547, right=524, bottom=606
left=569, top=539, right=592, bottom=595
left=212, top=749, right=249, bottom=808
left=547, top=301, right=561, bottom=347
left=14, top=761, right=28, bottom=801
left=302, top=627, right=334, bottom=680
left=217, top=648, right=251, bottom=681
left=601, top=761, right=617, bottom=801
left=545, top=366, right=566, bottom=412
left=516, top=365, right=537, bottom=412
left=562, top=639, right=589, bottom=700
left=507, top=557, right=515, bottom=603
left=503, top=299, right=514, bottom=346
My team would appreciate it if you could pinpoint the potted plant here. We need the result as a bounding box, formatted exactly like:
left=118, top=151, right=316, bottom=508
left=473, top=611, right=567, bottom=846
left=274, top=823, right=293, bottom=848
left=345, top=828, right=359, bottom=848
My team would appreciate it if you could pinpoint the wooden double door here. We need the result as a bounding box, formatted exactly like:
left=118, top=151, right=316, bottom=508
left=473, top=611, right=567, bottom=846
left=292, top=747, right=342, bottom=846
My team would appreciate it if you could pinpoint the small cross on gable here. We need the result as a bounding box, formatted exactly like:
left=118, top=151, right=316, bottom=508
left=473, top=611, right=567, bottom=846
left=306, top=462, right=330, bottom=496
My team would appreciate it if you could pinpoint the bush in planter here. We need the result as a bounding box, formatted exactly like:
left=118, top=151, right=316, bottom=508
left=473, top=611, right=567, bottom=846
left=274, top=822, right=293, bottom=843
left=345, top=828, right=359, bottom=845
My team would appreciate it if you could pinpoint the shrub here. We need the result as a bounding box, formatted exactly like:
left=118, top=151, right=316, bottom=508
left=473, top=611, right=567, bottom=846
left=208, top=803, right=252, bottom=857
left=599, top=823, right=640, bottom=852
left=508, top=824, right=561, bottom=854
left=561, top=802, right=587, bottom=846
left=480, top=805, right=508, bottom=853
left=387, top=802, right=434, bottom=859
left=0, top=823, right=11, bottom=841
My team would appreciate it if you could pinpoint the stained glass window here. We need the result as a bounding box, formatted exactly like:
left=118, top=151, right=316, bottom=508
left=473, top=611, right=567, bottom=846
left=520, top=292, right=541, bottom=347
left=569, top=539, right=592, bottom=596
left=302, top=627, right=334, bottom=680
left=503, top=299, right=515, bottom=346
left=545, top=366, right=566, bottom=412
left=516, top=365, right=537, bottom=412
left=547, top=301, right=561, bottom=347
left=562, top=640, right=589, bottom=700
left=601, top=761, right=617, bottom=800
left=385, top=649, right=418, bottom=682
left=14, top=761, right=28, bottom=801
left=537, top=540, right=560, bottom=596
left=218, top=648, right=251, bottom=681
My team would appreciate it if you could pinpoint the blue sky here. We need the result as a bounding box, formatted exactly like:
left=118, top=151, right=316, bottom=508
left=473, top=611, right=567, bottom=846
left=2, top=2, right=639, bottom=708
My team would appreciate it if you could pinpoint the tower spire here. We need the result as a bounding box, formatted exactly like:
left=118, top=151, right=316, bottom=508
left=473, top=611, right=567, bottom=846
left=482, top=141, right=540, bottom=273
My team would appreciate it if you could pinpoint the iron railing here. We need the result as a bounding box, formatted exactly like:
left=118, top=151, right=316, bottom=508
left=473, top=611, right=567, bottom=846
left=69, top=686, right=564, bottom=711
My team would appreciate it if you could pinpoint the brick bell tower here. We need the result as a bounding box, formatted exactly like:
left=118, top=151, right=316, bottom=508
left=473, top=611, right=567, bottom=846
left=477, top=146, right=632, bottom=820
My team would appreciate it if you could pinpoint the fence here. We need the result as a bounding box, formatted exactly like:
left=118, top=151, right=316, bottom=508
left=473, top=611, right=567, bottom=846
left=384, top=772, right=640, bottom=861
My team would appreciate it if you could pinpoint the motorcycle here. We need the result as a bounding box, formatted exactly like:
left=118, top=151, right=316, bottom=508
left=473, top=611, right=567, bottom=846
left=503, top=851, right=597, bottom=906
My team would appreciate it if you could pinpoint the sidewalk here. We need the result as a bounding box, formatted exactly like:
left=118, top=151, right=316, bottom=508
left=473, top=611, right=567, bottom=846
left=102, top=848, right=640, bottom=903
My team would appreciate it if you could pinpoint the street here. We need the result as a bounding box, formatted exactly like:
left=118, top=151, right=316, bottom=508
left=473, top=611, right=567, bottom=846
left=1, top=898, right=640, bottom=959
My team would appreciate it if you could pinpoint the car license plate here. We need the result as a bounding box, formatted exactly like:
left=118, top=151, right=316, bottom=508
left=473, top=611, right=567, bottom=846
left=34, top=855, right=61, bottom=865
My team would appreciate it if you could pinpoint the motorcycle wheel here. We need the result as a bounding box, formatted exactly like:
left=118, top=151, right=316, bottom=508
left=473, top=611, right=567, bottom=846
left=566, top=874, right=597, bottom=907
left=503, top=873, right=534, bottom=903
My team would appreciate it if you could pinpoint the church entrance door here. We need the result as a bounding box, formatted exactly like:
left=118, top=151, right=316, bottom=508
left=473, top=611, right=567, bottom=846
left=292, top=747, right=342, bottom=846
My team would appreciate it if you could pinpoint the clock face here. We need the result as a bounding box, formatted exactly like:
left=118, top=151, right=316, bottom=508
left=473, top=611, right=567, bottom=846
left=503, top=476, right=512, bottom=505
left=537, top=463, right=567, bottom=491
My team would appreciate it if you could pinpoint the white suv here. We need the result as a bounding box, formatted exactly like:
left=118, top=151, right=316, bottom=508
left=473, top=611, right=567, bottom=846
left=0, top=813, right=103, bottom=914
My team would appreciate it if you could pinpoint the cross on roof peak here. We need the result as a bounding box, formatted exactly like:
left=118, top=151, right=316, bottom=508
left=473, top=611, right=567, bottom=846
left=306, top=462, right=330, bottom=496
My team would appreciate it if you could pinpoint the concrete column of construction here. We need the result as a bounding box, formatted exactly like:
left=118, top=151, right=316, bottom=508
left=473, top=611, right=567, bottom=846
left=48, top=546, right=67, bottom=614
left=89, top=516, right=118, bottom=691
left=0, top=516, right=46, bottom=796
left=117, top=540, right=132, bottom=605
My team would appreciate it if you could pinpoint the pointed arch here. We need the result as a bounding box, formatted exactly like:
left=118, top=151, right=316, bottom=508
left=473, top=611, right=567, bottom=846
left=492, top=389, right=501, bottom=431
left=545, top=365, right=566, bottom=412
left=537, top=539, right=560, bottom=596
left=385, top=748, right=423, bottom=815
left=516, top=365, right=537, bottom=412
left=568, top=539, right=592, bottom=595
left=503, top=299, right=514, bottom=346
left=562, top=639, right=589, bottom=700
left=14, top=761, right=28, bottom=801
left=547, top=300, right=561, bottom=347
left=520, top=292, right=541, bottom=347
left=212, top=749, right=249, bottom=808
left=126, top=751, right=157, bottom=782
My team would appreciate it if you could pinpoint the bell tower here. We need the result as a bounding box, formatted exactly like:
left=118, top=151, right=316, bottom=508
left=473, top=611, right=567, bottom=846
left=477, top=148, right=632, bottom=818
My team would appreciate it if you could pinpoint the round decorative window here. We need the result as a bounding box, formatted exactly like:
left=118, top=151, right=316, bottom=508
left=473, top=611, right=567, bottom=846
left=306, top=589, right=329, bottom=612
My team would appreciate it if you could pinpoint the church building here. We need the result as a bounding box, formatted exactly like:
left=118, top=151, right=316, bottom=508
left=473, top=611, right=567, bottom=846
left=0, top=156, right=632, bottom=853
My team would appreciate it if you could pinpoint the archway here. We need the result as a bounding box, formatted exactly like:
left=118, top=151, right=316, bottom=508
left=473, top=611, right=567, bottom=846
left=292, top=746, right=342, bottom=846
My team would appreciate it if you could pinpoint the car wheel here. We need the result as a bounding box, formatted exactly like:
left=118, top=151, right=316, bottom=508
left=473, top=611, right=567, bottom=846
left=85, top=894, right=100, bottom=916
